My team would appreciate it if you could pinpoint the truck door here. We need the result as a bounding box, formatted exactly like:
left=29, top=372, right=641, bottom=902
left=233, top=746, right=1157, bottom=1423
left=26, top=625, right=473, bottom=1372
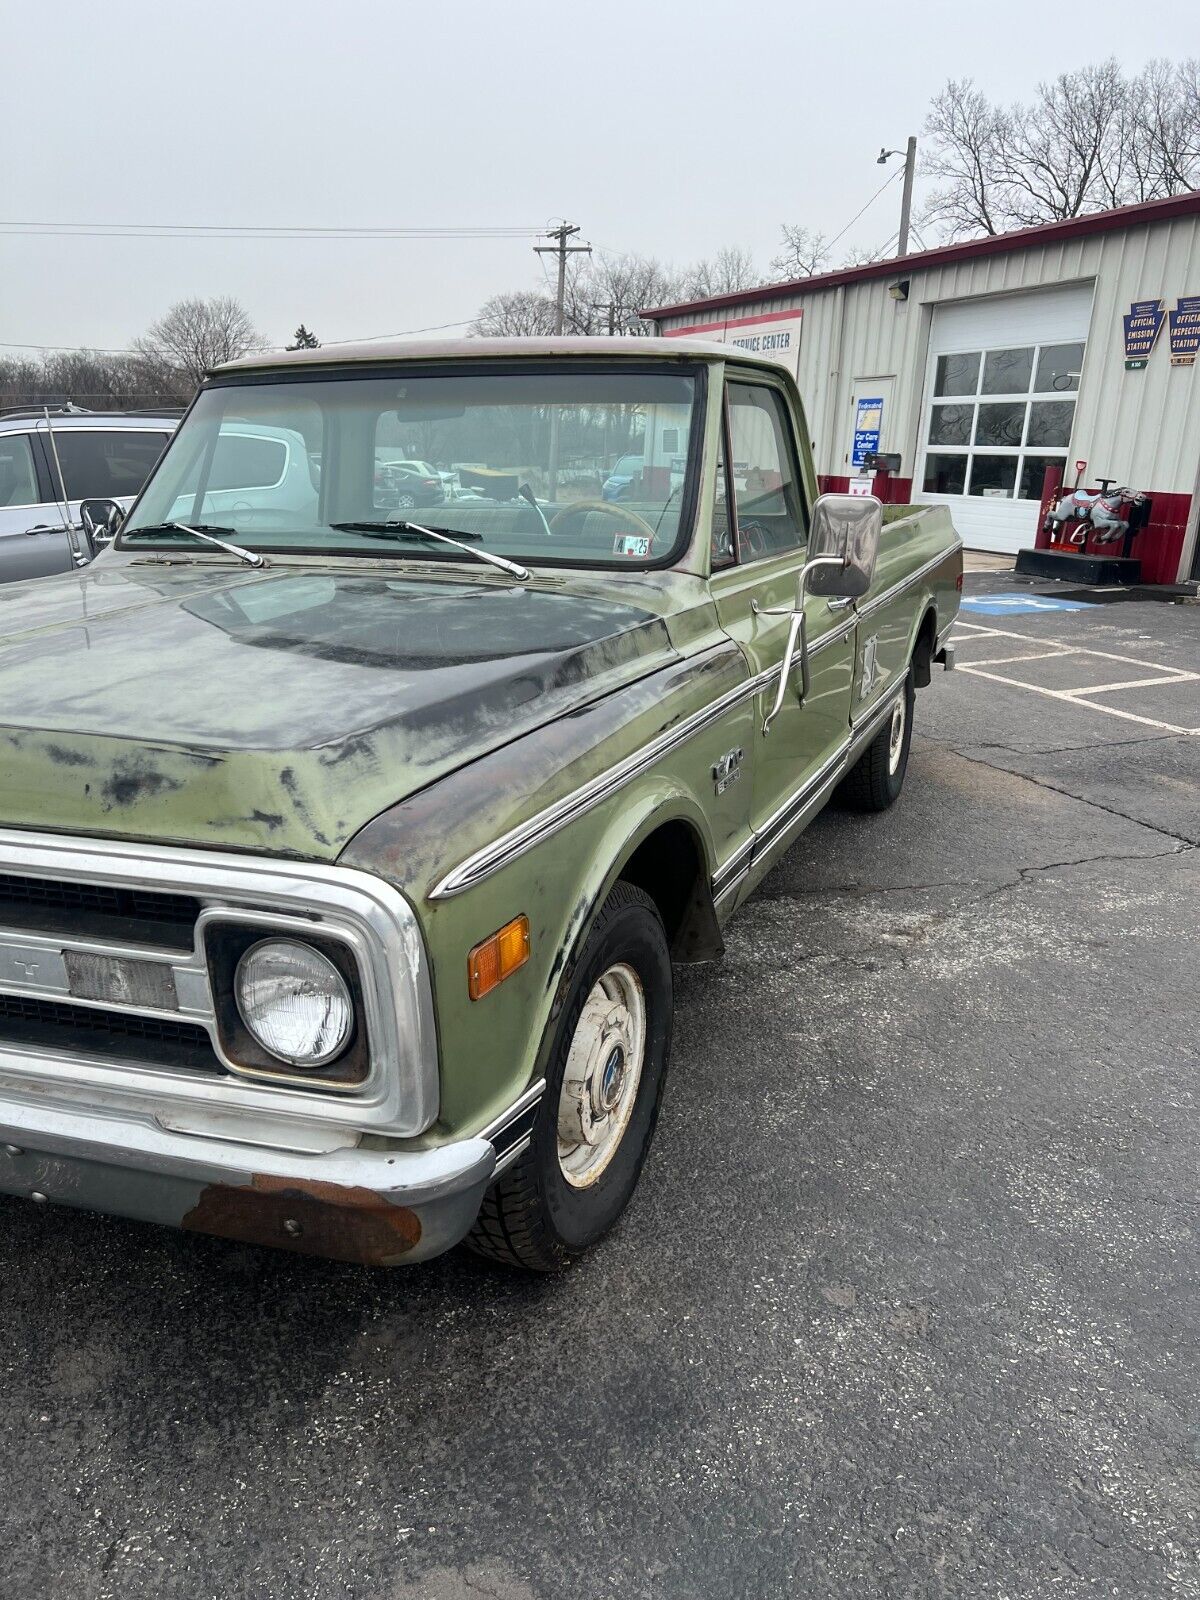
left=708, top=378, right=855, bottom=850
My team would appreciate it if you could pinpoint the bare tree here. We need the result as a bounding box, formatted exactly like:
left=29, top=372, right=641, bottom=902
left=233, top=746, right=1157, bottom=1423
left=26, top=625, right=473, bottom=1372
left=133, top=295, right=263, bottom=388
left=0, top=349, right=188, bottom=410
left=922, top=58, right=1200, bottom=239
left=679, top=246, right=761, bottom=300
left=470, top=289, right=557, bottom=336
left=561, top=252, right=684, bottom=335
left=770, top=226, right=831, bottom=279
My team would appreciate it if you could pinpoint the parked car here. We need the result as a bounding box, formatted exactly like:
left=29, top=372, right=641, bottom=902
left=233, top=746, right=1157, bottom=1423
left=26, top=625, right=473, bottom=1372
left=374, top=458, right=445, bottom=510
left=0, top=337, right=961, bottom=1271
left=601, top=452, right=644, bottom=501
left=0, top=407, right=178, bottom=582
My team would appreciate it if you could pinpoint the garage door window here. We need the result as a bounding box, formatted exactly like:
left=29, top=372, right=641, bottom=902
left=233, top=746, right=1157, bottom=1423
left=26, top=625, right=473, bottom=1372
left=922, top=340, right=1084, bottom=500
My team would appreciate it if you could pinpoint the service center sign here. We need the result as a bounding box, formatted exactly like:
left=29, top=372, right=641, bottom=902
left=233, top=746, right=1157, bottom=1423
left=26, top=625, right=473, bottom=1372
left=661, top=308, right=804, bottom=376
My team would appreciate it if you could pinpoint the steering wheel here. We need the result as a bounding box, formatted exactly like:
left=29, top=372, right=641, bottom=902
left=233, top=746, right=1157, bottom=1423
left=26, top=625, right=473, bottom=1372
left=547, top=499, right=660, bottom=543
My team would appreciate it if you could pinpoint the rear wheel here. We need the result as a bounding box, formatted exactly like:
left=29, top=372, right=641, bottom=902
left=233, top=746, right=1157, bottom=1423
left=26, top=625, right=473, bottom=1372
left=468, top=882, right=672, bottom=1272
left=838, top=670, right=914, bottom=812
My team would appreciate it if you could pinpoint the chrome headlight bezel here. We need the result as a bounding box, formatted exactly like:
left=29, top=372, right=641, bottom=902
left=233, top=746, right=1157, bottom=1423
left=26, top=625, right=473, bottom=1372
left=203, top=915, right=373, bottom=1091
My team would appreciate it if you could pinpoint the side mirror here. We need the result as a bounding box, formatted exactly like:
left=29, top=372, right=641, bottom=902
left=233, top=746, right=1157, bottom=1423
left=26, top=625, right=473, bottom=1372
left=805, top=493, right=883, bottom=599
left=760, top=493, right=884, bottom=737
left=79, top=498, right=125, bottom=547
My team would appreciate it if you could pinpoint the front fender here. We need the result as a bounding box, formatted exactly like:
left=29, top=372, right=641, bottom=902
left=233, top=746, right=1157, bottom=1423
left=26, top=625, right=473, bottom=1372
left=340, top=642, right=753, bottom=1140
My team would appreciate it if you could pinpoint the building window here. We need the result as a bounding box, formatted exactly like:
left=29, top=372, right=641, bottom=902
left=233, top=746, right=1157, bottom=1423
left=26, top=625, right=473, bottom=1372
left=922, top=340, right=1084, bottom=500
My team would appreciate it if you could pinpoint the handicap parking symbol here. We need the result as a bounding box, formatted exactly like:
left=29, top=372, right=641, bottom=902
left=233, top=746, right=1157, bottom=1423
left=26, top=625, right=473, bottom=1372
left=960, top=592, right=1092, bottom=615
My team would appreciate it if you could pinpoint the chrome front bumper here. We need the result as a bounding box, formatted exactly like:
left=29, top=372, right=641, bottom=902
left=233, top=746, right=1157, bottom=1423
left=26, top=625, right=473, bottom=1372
left=0, top=1096, right=497, bottom=1266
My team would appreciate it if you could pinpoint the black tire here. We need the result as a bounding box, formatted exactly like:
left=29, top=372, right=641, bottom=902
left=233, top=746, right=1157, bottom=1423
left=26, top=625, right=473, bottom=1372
left=837, top=670, right=915, bottom=812
left=467, top=882, right=673, bottom=1272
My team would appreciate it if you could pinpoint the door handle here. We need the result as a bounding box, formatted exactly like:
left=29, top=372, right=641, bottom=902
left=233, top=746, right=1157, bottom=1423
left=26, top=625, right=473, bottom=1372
left=23, top=523, right=66, bottom=536
left=827, top=597, right=854, bottom=612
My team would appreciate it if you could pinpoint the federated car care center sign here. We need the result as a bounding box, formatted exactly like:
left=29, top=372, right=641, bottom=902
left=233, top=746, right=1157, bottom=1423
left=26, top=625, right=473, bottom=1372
left=851, top=396, right=884, bottom=468
left=1122, top=299, right=1165, bottom=369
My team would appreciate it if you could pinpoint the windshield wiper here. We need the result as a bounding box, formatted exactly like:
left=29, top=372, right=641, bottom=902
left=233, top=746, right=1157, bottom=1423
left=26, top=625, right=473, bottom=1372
left=123, top=522, right=265, bottom=568
left=329, top=519, right=529, bottom=581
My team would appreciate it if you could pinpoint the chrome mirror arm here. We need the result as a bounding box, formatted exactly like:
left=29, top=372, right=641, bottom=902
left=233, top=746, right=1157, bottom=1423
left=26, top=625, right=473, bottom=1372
left=757, top=554, right=846, bottom=735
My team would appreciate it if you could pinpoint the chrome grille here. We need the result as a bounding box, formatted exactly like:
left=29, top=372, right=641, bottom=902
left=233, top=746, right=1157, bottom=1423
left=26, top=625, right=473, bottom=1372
left=0, top=991, right=221, bottom=1073
left=0, top=829, right=439, bottom=1138
left=0, top=871, right=198, bottom=950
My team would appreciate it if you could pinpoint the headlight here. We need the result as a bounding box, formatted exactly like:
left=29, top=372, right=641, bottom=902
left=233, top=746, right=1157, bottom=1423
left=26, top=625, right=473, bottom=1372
left=234, top=938, right=353, bottom=1067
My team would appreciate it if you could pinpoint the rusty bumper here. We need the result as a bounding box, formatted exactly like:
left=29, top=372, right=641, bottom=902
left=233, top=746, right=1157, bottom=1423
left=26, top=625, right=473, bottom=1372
left=0, top=1097, right=496, bottom=1266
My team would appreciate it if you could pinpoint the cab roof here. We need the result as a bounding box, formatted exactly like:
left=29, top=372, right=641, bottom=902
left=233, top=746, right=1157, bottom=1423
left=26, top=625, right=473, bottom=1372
left=210, top=334, right=770, bottom=378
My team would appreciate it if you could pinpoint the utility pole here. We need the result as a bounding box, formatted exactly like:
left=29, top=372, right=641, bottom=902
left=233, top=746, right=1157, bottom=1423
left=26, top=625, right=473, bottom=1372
left=534, top=222, right=592, bottom=334
left=534, top=222, right=592, bottom=499
left=590, top=301, right=619, bottom=336
left=877, top=137, right=917, bottom=257
left=898, top=135, right=916, bottom=258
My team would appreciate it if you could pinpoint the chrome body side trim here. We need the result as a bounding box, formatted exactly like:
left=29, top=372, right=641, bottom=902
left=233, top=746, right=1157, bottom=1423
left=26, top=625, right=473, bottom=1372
left=430, top=642, right=744, bottom=900
left=855, top=541, right=963, bottom=621
left=712, top=680, right=907, bottom=901
left=431, top=620, right=858, bottom=902
left=0, top=828, right=438, bottom=1137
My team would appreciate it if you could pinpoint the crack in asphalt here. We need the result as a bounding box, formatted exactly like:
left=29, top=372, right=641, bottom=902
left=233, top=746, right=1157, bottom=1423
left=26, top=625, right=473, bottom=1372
left=931, top=743, right=1200, bottom=848
left=919, top=730, right=1187, bottom=757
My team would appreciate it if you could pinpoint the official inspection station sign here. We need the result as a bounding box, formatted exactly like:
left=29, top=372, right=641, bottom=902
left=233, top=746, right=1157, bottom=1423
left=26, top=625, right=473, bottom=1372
left=1168, top=296, right=1200, bottom=367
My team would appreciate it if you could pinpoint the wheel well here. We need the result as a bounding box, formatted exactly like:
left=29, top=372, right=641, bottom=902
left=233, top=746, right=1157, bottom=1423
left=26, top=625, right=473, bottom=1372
left=618, top=819, right=724, bottom=963
left=911, top=606, right=938, bottom=688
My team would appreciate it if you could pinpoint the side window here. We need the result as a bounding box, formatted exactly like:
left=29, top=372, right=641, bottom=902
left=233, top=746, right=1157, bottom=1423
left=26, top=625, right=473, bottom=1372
left=726, top=383, right=806, bottom=560
left=0, top=434, right=40, bottom=507
left=711, top=422, right=736, bottom=570
left=207, top=433, right=288, bottom=491
left=52, top=431, right=170, bottom=500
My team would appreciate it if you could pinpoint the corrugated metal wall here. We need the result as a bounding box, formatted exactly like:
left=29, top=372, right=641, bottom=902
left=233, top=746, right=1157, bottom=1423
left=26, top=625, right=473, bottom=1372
left=657, top=213, right=1200, bottom=576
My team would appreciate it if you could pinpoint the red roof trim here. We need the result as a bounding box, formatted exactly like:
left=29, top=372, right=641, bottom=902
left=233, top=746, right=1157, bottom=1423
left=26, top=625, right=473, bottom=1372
left=642, top=191, right=1200, bottom=321
left=661, top=306, right=803, bottom=337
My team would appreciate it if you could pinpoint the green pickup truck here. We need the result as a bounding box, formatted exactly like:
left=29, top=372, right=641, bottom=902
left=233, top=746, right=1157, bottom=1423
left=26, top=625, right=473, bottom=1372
left=0, top=338, right=961, bottom=1270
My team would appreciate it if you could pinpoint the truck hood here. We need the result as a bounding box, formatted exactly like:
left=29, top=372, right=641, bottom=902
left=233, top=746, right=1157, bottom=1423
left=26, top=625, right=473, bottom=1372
left=0, top=560, right=677, bottom=859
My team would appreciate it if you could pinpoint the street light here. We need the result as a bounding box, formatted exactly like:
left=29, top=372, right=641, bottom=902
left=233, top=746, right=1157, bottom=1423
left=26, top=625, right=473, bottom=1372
left=877, top=137, right=917, bottom=259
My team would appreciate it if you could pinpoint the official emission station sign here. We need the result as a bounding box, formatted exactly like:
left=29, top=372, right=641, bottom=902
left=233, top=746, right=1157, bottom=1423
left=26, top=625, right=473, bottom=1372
left=1122, top=299, right=1165, bottom=369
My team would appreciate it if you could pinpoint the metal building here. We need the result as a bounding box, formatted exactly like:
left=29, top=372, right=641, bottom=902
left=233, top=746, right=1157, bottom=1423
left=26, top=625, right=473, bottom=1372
left=643, top=192, right=1200, bottom=583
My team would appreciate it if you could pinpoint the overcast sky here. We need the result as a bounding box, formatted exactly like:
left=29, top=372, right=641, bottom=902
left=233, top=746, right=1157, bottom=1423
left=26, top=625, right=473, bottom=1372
left=0, top=0, right=1190, bottom=356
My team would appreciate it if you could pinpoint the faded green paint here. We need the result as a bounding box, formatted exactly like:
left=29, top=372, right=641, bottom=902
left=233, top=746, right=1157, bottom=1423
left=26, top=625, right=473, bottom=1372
left=0, top=341, right=962, bottom=1175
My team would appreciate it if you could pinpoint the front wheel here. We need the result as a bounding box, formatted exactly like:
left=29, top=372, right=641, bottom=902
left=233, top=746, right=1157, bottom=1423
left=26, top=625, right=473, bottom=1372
left=837, top=670, right=914, bottom=812
left=467, top=882, right=673, bottom=1272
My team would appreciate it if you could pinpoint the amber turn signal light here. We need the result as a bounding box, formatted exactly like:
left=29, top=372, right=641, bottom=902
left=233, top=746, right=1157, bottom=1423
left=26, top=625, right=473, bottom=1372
left=468, top=914, right=530, bottom=1000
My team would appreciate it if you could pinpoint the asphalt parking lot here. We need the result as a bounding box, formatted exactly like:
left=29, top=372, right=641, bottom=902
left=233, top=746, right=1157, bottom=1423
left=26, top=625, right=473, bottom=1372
left=1, top=570, right=1197, bottom=1600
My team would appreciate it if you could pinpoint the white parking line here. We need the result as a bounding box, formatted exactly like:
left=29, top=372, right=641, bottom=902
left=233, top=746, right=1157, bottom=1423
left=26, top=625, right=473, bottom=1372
left=963, top=649, right=1074, bottom=667
left=954, top=665, right=1197, bottom=734
left=950, top=621, right=1200, bottom=736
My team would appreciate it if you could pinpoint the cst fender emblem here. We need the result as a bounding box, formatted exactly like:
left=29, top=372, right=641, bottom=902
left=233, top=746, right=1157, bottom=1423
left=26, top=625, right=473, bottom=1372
left=712, top=747, right=744, bottom=795
left=860, top=634, right=882, bottom=697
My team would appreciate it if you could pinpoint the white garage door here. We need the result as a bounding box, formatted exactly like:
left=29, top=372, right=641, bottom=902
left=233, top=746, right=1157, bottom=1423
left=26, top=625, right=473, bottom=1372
left=915, top=283, right=1094, bottom=554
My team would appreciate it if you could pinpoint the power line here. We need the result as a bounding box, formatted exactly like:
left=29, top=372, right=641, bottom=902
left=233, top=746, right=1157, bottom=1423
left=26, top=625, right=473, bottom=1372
left=0, top=315, right=479, bottom=358
left=824, top=168, right=902, bottom=255
left=0, top=220, right=545, bottom=241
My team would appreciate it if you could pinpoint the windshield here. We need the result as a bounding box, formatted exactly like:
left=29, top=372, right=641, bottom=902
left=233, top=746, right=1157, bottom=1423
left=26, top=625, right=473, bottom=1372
left=121, top=365, right=701, bottom=569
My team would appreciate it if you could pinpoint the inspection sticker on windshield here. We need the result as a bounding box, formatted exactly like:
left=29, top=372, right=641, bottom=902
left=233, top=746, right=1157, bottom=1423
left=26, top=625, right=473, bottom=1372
left=614, top=534, right=652, bottom=558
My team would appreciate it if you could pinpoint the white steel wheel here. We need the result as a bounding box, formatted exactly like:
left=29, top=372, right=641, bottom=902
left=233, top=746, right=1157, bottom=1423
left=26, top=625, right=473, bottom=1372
left=887, top=694, right=907, bottom=776
left=556, top=962, right=647, bottom=1189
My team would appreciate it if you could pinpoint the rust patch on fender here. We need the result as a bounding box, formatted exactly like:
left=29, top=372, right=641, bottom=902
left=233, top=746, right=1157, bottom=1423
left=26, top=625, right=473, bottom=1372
left=182, top=1174, right=422, bottom=1266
